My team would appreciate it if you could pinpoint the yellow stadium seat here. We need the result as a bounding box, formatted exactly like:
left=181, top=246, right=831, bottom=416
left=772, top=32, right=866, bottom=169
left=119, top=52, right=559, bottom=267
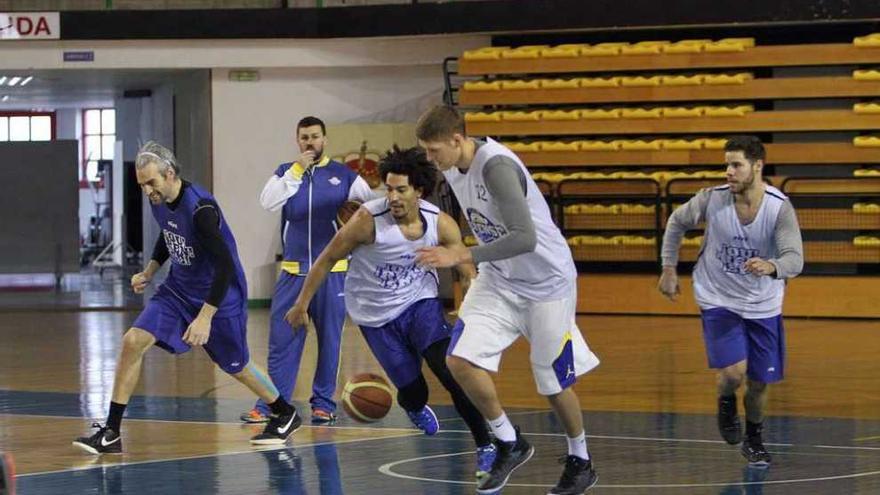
left=682, top=236, right=703, bottom=246
left=539, top=78, right=581, bottom=89
left=662, top=39, right=710, bottom=54
left=531, top=172, right=567, bottom=183
left=578, top=77, right=621, bottom=88
left=662, top=107, right=704, bottom=118
left=616, top=139, right=663, bottom=151
left=581, top=108, right=622, bottom=119
left=578, top=140, right=621, bottom=151
left=461, top=46, right=508, bottom=60
left=500, top=45, right=548, bottom=59
left=853, top=203, right=880, bottom=213
left=660, top=139, right=703, bottom=150
left=621, top=107, right=663, bottom=119
left=853, top=136, right=880, bottom=147
left=540, top=141, right=580, bottom=152
left=661, top=75, right=705, bottom=86
left=462, top=80, right=502, bottom=91
left=853, top=69, right=880, bottom=81
left=853, top=236, right=880, bottom=247
left=582, top=43, right=625, bottom=56
left=702, top=105, right=753, bottom=117
left=692, top=170, right=727, bottom=178
left=464, top=112, right=501, bottom=122
left=618, top=235, right=656, bottom=246
left=621, top=204, right=656, bottom=214
left=504, top=142, right=541, bottom=153
left=699, top=138, right=728, bottom=149
left=620, top=76, right=662, bottom=87
left=621, top=41, right=669, bottom=55
left=500, top=110, right=541, bottom=121
left=540, top=109, right=582, bottom=121
left=854, top=169, right=880, bottom=176
left=704, top=38, right=755, bottom=52
left=854, top=34, right=880, bottom=47
left=501, top=79, right=541, bottom=90
left=703, top=73, right=753, bottom=85
left=854, top=103, right=880, bottom=114
left=540, top=45, right=585, bottom=58
left=569, top=172, right=609, bottom=179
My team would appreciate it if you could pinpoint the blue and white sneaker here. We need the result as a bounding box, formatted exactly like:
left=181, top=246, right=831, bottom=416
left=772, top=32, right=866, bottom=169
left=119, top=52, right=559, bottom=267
left=406, top=405, right=439, bottom=435
left=476, top=443, right=497, bottom=481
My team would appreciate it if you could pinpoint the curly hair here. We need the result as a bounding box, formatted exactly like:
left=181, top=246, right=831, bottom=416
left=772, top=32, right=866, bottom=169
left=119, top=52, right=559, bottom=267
left=378, top=145, right=438, bottom=195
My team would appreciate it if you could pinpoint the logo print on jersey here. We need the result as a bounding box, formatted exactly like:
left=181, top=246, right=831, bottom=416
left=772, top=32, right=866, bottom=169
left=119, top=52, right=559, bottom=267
left=466, top=208, right=508, bottom=243
left=163, top=230, right=195, bottom=266
left=717, top=243, right=759, bottom=275
left=374, top=263, right=426, bottom=292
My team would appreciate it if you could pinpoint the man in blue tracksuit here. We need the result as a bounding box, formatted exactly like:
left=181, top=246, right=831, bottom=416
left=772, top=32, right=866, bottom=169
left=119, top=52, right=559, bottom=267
left=242, top=116, right=373, bottom=425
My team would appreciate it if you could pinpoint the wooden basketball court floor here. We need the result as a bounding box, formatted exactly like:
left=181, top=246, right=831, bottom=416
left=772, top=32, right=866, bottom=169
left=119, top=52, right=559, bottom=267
left=1, top=309, right=879, bottom=494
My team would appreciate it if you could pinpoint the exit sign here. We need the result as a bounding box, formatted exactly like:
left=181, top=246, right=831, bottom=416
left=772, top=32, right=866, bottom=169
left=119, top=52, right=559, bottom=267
left=228, top=70, right=259, bottom=82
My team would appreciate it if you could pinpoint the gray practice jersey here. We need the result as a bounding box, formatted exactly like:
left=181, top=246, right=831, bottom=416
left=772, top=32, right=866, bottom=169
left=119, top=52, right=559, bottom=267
left=662, top=185, right=803, bottom=318
left=443, top=137, right=576, bottom=301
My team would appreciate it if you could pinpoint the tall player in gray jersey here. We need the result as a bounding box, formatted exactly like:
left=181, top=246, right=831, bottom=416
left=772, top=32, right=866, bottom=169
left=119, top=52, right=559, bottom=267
left=659, top=136, right=803, bottom=465
left=416, top=105, right=601, bottom=495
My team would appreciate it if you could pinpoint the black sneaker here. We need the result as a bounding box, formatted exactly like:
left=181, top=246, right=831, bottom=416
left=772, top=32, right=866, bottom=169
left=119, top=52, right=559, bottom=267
left=250, top=409, right=302, bottom=445
left=718, top=395, right=742, bottom=445
left=476, top=426, right=535, bottom=494
left=72, top=423, right=122, bottom=455
left=741, top=432, right=772, bottom=466
left=1, top=451, right=15, bottom=495
left=548, top=455, right=598, bottom=494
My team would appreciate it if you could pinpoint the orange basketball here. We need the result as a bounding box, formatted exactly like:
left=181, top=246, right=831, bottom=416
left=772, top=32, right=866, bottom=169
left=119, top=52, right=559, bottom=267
left=337, top=200, right=362, bottom=225
left=341, top=373, right=393, bottom=423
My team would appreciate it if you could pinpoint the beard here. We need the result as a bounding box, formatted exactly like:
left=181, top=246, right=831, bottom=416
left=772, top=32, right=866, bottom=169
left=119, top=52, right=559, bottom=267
left=306, top=145, right=324, bottom=159
left=730, top=169, right=756, bottom=193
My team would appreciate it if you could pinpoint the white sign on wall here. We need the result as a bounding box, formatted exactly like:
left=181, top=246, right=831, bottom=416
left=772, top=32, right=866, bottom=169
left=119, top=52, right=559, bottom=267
left=0, top=12, right=60, bottom=40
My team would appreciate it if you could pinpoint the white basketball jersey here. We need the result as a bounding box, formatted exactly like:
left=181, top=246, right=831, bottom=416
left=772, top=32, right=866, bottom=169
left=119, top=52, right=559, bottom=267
left=693, top=185, right=788, bottom=318
left=443, top=138, right=576, bottom=301
left=344, top=197, right=441, bottom=327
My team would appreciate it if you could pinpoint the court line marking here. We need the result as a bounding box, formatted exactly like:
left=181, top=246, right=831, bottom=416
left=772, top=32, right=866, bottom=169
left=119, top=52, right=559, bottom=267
left=855, top=435, right=880, bottom=442
left=17, top=430, right=424, bottom=478
left=436, top=428, right=880, bottom=452
left=11, top=413, right=880, bottom=452
left=2, top=413, right=420, bottom=432
left=379, top=450, right=880, bottom=489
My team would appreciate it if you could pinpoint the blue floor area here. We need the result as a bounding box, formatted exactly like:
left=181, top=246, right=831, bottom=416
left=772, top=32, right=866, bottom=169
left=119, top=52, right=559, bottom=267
left=6, top=389, right=880, bottom=494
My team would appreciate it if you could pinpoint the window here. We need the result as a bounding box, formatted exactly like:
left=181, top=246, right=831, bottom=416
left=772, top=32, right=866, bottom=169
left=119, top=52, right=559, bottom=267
left=82, top=108, right=116, bottom=183
left=0, top=112, right=55, bottom=142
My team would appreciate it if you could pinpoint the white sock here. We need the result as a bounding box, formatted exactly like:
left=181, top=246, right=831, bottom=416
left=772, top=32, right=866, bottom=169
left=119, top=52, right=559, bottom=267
left=567, top=431, right=589, bottom=461
left=487, top=412, right=516, bottom=443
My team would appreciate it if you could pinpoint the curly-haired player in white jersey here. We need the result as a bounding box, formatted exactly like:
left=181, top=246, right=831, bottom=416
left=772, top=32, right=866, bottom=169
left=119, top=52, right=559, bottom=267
left=283, top=146, right=497, bottom=482
left=416, top=105, right=601, bottom=495
left=659, top=135, right=803, bottom=466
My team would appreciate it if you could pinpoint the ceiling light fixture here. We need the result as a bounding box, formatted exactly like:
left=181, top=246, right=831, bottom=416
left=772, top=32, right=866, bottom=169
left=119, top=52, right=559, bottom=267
left=20, top=76, right=33, bottom=86
left=0, top=77, right=6, bottom=85
left=1, top=95, right=9, bottom=102
left=7, top=76, right=21, bottom=86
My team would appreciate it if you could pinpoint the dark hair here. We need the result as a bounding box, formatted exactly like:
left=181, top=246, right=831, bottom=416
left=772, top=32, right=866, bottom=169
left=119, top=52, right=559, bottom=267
left=379, top=145, right=438, bottom=195
left=296, top=116, right=326, bottom=135
left=724, top=135, right=766, bottom=163
left=415, top=105, right=466, bottom=142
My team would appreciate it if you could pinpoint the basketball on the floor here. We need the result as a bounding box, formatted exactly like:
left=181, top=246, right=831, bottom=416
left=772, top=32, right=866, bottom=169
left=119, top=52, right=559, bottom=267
left=341, top=373, right=393, bottom=423
left=336, top=200, right=362, bottom=225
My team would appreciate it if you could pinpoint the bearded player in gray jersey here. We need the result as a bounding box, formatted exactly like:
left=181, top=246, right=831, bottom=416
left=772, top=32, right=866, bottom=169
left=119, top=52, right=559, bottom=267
left=659, top=135, right=803, bottom=466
